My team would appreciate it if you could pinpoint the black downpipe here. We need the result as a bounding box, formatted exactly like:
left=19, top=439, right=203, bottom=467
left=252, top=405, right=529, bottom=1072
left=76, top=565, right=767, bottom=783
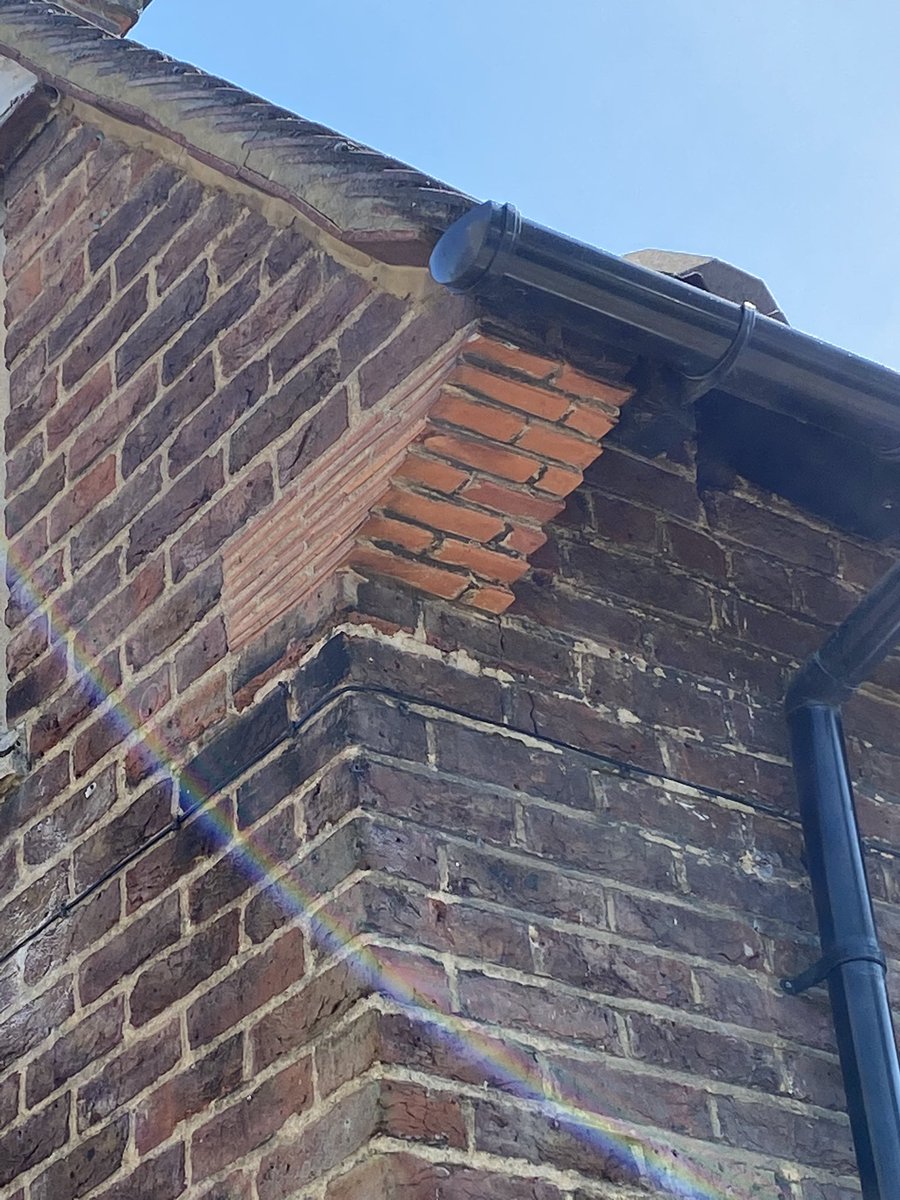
left=784, top=565, right=900, bottom=1199
left=430, top=204, right=900, bottom=1197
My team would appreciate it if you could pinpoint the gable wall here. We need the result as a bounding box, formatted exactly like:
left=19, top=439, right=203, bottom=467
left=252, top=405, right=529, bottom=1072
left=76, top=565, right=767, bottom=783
left=1, top=100, right=899, bottom=1200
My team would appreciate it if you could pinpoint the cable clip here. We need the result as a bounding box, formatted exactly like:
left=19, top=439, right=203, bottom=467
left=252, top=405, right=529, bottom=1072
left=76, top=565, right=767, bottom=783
left=781, top=938, right=886, bottom=995
left=681, top=301, right=757, bottom=405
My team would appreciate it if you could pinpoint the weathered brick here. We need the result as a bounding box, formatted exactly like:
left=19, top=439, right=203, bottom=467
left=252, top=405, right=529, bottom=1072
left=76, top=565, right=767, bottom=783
left=130, top=909, right=240, bottom=1027
left=80, top=893, right=181, bottom=1005
left=162, top=265, right=260, bottom=385
left=170, top=463, right=273, bottom=583
left=77, top=1020, right=181, bottom=1131
left=126, top=453, right=224, bottom=572
left=122, top=355, right=216, bottom=478
left=92, top=1143, right=185, bottom=1200
left=191, top=1056, right=312, bottom=1180
left=6, top=454, right=65, bottom=537
left=169, top=358, right=268, bottom=477
left=213, top=211, right=271, bottom=283
left=30, top=1113, right=128, bottom=1200
left=270, top=271, right=369, bottom=381
left=62, top=275, right=149, bottom=389
left=0, top=981, right=74, bottom=1076
left=116, top=177, right=204, bottom=287
left=136, top=1034, right=243, bottom=1154
left=88, top=163, right=180, bottom=272
left=231, top=349, right=339, bottom=475
left=155, top=191, right=237, bottom=291
left=220, top=255, right=322, bottom=376
left=276, top=387, right=349, bottom=485
left=0, top=1095, right=69, bottom=1191
left=116, top=262, right=209, bottom=384
left=26, top=996, right=124, bottom=1107
left=48, top=454, right=117, bottom=540
left=71, top=459, right=162, bottom=571
left=256, top=1082, right=379, bottom=1199
left=188, top=927, right=305, bottom=1049
left=126, top=561, right=222, bottom=670
left=47, top=363, right=114, bottom=453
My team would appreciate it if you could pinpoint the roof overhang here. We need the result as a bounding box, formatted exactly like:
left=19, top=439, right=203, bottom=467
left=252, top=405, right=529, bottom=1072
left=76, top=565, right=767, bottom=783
left=0, top=1, right=471, bottom=265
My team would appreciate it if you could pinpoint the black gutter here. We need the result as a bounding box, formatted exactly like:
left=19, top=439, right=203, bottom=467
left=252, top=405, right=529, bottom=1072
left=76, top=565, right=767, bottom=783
left=430, top=200, right=900, bottom=452
left=431, top=202, right=900, bottom=1197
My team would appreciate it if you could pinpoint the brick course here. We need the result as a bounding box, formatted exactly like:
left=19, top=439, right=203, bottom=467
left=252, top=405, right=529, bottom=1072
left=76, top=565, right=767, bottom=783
left=1, top=96, right=895, bottom=1200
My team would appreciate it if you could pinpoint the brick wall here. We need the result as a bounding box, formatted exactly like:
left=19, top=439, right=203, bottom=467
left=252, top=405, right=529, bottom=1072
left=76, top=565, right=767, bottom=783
left=2, top=99, right=897, bottom=1200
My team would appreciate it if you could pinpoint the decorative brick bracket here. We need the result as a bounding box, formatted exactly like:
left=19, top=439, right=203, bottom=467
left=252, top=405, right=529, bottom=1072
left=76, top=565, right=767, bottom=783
left=350, top=334, right=633, bottom=613
left=224, top=330, right=633, bottom=649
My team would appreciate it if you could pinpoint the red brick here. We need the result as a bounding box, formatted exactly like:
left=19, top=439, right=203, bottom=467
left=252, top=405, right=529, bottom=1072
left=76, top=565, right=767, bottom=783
left=516, top=422, right=600, bottom=468
left=395, top=451, right=468, bottom=494
left=463, top=583, right=516, bottom=613
left=136, top=1034, right=243, bottom=1154
left=191, top=1057, right=313, bottom=1180
left=459, top=476, right=565, bottom=522
left=250, top=959, right=366, bottom=1072
left=563, top=401, right=616, bottom=438
left=434, top=537, right=524, bottom=584
left=92, top=1143, right=185, bottom=1200
left=535, top=462, right=583, bottom=495
left=62, top=275, right=149, bottom=390
left=349, top=545, right=468, bottom=601
left=423, top=431, right=539, bottom=484
left=360, top=514, right=435, bottom=554
left=383, top=487, right=505, bottom=541
left=453, top=362, right=568, bottom=419
left=554, top=363, right=632, bottom=405
left=463, top=333, right=558, bottom=381
left=432, top=390, right=526, bottom=441
left=188, top=927, right=306, bottom=1049
left=48, top=454, right=117, bottom=540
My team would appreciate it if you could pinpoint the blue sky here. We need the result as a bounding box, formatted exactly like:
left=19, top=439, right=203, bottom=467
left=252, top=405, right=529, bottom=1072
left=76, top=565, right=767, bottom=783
left=137, top=2, right=900, bottom=368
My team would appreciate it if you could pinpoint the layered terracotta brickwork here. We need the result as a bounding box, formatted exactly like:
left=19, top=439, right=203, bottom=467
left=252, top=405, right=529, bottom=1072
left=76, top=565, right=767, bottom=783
left=224, top=331, right=633, bottom=644
left=348, top=334, right=631, bottom=614
left=2, top=83, right=899, bottom=1200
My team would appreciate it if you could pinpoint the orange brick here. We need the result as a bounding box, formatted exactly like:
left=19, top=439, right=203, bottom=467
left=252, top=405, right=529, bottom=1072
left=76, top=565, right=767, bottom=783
left=563, top=403, right=616, bottom=440
left=451, top=363, right=569, bottom=421
left=503, top=525, right=548, bottom=555
left=384, top=487, right=506, bottom=542
left=463, top=583, right=516, bottom=613
left=349, top=545, right=468, bottom=600
left=463, top=333, right=558, bottom=382
left=516, top=424, right=600, bottom=469
left=554, top=364, right=633, bottom=407
left=431, top=391, right=526, bottom=442
left=433, top=538, right=525, bottom=585
left=361, top=514, right=435, bottom=554
left=395, top=453, right=469, bottom=495
left=535, top=464, right=583, bottom=496
left=460, top=478, right=566, bottom=523
left=422, top=432, right=539, bottom=485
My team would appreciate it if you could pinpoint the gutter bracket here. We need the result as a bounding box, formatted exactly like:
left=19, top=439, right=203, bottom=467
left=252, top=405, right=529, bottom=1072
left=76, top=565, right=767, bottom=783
left=781, top=937, right=887, bottom=995
left=680, top=301, right=757, bottom=405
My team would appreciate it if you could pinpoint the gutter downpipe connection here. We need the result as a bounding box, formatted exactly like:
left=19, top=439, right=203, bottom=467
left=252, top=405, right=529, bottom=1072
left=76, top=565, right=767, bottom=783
left=431, top=201, right=900, bottom=1198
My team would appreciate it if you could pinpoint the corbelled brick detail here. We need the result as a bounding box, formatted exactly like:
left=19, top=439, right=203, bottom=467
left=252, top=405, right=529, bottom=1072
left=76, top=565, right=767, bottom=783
left=224, top=332, right=633, bottom=645
left=3, top=71, right=899, bottom=1200
left=351, top=334, right=632, bottom=613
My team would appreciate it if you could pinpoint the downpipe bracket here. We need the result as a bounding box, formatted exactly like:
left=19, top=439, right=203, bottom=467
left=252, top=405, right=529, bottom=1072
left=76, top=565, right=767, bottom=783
left=781, top=937, right=887, bottom=996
